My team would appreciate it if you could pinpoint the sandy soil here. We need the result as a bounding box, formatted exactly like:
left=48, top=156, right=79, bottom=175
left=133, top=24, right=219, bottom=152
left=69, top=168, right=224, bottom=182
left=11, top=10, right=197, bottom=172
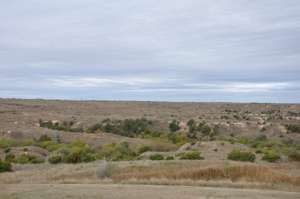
left=1, top=184, right=299, bottom=199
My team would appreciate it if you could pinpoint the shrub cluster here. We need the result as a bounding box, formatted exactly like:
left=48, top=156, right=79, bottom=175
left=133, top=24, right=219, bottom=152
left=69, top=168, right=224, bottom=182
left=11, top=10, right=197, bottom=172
left=5, top=153, right=44, bottom=164
left=187, top=119, right=215, bottom=139
left=87, top=118, right=154, bottom=137
left=288, top=151, right=300, bottom=161
left=169, top=120, right=180, bottom=132
left=150, top=154, right=164, bottom=160
left=227, top=150, right=256, bottom=162
left=178, top=151, right=203, bottom=160
left=286, top=124, right=300, bottom=134
left=98, top=142, right=137, bottom=161
left=0, top=159, right=12, bottom=172
left=48, top=141, right=97, bottom=164
left=262, top=151, right=281, bottom=162
left=39, top=119, right=83, bottom=132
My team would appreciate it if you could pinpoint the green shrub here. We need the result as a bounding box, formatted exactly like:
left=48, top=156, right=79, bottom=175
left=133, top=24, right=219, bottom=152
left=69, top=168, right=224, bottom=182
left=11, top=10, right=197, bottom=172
left=36, top=141, right=63, bottom=152
left=99, top=142, right=137, bottom=161
left=288, top=151, right=300, bottom=161
left=5, top=153, right=15, bottom=162
left=262, top=151, right=281, bottom=162
left=48, top=155, right=63, bottom=164
left=14, top=154, right=44, bottom=164
left=150, top=154, right=164, bottom=160
left=179, top=151, right=203, bottom=160
left=4, top=147, right=11, bottom=153
left=227, top=150, right=256, bottom=162
left=0, top=159, right=12, bottom=172
left=169, top=120, right=180, bottom=132
left=286, top=124, right=300, bottom=133
left=94, top=118, right=153, bottom=137
left=167, top=133, right=189, bottom=145
left=166, top=156, right=174, bottom=160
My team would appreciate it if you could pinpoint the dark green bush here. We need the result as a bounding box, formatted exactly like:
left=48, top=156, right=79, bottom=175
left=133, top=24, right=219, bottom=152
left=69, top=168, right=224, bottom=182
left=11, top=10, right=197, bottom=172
left=150, top=154, right=164, bottom=160
left=227, top=150, right=256, bottom=162
left=165, top=156, right=174, bottom=160
left=286, top=124, right=300, bottom=133
left=169, top=120, right=180, bottom=132
left=0, top=159, right=12, bottom=172
left=89, top=118, right=154, bottom=137
left=262, top=151, right=280, bottom=162
left=179, top=151, right=203, bottom=160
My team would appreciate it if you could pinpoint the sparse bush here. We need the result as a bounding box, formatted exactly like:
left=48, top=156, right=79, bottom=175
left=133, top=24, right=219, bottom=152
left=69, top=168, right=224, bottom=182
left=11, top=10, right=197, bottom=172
left=166, top=156, right=174, bottom=160
left=38, top=134, right=52, bottom=142
left=288, top=151, right=300, bottom=161
left=286, top=124, right=300, bottom=134
left=138, top=145, right=151, bottom=154
left=5, top=153, right=15, bottom=162
left=169, top=120, right=180, bottom=132
left=0, top=159, right=12, bottom=172
left=179, top=151, right=203, bottom=160
left=262, top=151, right=280, bottom=162
left=150, top=154, right=164, bottom=160
left=91, top=118, right=154, bottom=137
left=48, top=154, right=63, bottom=164
left=39, top=119, right=83, bottom=132
left=14, top=154, right=44, bottom=164
left=227, top=150, right=256, bottom=162
left=36, top=141, right=63, bottom=152
left=4, top=147, right=11, bottom=153
left=99, top=142, right=137, bottom=161
left=167, top=133, right=188, bottom=145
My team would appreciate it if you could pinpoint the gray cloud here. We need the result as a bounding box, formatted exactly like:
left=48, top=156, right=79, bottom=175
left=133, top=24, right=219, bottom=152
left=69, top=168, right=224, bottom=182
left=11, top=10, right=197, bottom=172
left=0, top=0, right=300, bottom=102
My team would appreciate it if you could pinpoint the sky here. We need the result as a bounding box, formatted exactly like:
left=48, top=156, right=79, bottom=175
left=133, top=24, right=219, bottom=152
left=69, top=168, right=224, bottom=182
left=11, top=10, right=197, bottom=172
left=1, top=0, right=300, bottom=103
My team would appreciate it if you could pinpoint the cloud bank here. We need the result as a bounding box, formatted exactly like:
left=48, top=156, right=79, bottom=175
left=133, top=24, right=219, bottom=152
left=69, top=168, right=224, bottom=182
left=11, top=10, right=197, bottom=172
left=1, top=0, right=300, bottom=102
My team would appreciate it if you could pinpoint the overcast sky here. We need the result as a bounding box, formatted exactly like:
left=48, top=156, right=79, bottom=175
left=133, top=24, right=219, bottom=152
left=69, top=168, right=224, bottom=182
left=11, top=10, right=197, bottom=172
left=1, top=0, right=300, bottom=102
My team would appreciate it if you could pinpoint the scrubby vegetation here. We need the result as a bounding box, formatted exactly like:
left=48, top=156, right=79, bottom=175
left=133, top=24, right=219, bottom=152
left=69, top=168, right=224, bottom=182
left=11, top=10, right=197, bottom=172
left=186, top=119, right=215, bottom=140
left=286, top=124, right=300, bottom=134
left=288, top=151, right=300, bottom=161
left=48, top=141, right=97, bottom=164
left=98, top=142, right=137, bottom=161
left=0, top=159, right=12, bottom=172
left=149, top=154, right=164, bottom=160
left=39, top=119, right=83, bottom=132
left=87, top=118, right=154, bottom=137
left=262, top=151, right=281, bottom=162
left=169, top=120, right=180, bottom=132
left=178, top=151, right=203, bottom=160
left=227, top=150, right=256, bottom=162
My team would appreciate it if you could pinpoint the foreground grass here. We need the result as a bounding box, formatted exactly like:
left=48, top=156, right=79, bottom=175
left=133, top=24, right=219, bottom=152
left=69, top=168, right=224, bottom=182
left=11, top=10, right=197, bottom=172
left=1, top=184, right=299, bottom=199
left=1, top=160, right=299, bottom=191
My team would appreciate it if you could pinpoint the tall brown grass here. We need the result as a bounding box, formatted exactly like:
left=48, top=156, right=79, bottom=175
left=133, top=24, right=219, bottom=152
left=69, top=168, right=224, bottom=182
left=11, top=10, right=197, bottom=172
left=112, top=164, right=300, bottom=187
